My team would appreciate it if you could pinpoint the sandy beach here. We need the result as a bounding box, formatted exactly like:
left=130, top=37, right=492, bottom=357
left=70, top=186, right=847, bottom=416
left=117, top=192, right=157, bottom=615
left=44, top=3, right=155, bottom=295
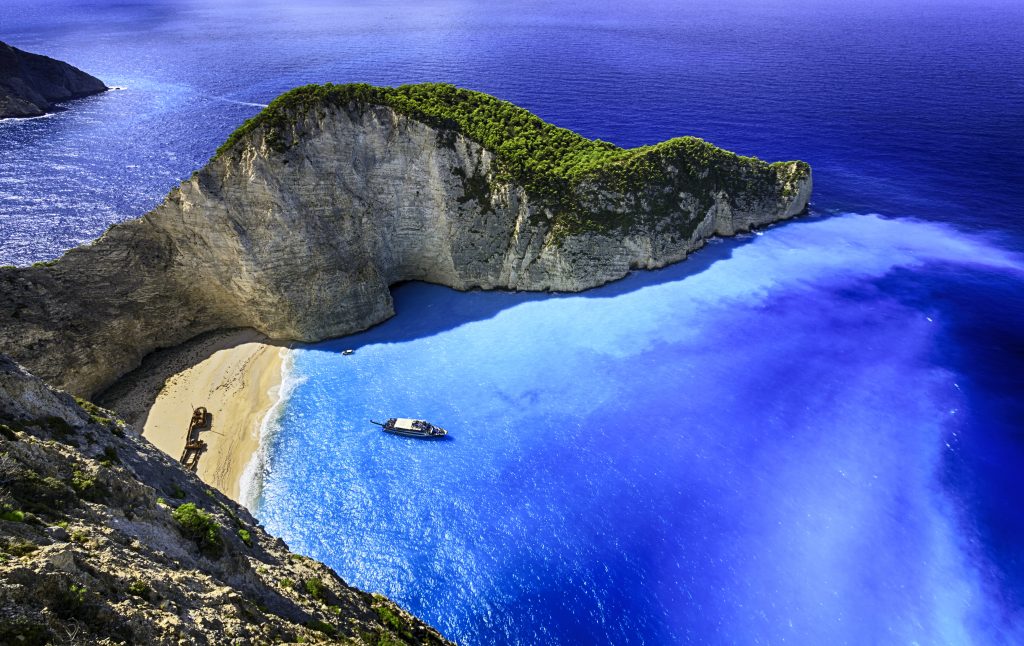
left=100, top=329, right=287, bottom=503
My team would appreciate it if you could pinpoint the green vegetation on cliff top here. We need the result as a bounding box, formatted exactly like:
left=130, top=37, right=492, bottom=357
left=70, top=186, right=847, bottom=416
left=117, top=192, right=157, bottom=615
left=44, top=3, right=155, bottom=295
left=216, top=83, right=809, bottom=234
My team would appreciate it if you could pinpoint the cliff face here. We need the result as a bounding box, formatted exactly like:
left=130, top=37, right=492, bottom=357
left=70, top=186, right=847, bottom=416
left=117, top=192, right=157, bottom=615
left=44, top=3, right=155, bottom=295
left=0, top=84, right=811, bottom=396
left=0, top=41, right=107, bottom=118
left=0, top=354, right=451, bottom=645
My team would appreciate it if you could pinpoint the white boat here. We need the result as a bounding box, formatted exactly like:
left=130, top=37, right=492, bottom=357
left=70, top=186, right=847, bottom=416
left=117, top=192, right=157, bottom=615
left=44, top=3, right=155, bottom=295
left=370, top=418, right=448, bottom=439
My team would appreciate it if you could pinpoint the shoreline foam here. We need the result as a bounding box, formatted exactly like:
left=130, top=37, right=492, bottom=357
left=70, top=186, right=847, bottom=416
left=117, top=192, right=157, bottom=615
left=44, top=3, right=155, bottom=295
left=239, top=349, right=301, bottom=510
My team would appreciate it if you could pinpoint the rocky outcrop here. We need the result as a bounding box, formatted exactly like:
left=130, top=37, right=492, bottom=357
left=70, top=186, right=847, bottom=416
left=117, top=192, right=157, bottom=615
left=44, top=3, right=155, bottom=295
left=0, top=41, right=107, bottom=118
left=0, top=354, right=451, bottom=644
left=0, top=84, right=811, bottom=396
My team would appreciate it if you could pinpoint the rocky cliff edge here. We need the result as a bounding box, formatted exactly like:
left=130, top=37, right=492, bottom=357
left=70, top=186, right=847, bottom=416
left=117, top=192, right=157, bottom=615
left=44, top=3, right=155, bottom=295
left=0, top=83, right=811, bottom=396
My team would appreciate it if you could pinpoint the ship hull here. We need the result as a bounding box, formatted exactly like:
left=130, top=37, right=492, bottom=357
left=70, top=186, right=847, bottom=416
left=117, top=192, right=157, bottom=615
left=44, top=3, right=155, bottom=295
left=382, top=427, right=447, bottom=439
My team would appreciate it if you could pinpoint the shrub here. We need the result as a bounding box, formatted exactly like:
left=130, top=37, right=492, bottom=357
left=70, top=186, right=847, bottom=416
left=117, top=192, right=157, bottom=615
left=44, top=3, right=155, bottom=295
left=99, top=446, right=119, bottom=467
left=374, top=601, right=415, bottom=641
left=70, top=469, right=94, bottom=494
left=171, top=503, right=223, bottom=558
left=74, top=397, right=120, bottom=428
left=0, top=509, right=25, bottom=522
left=237, top=528, right=252, bottom=546
left=215, top=500, right=240, bottom=525
left=377, top=634, right=404, bottom=646
left=306, top=620, right=336, bottom=637
left=127, top=579, right=150, bottom=598
left=375, top=605, right=403, bottom=631
left=68, top=468, right=107, bottom=505
left=3, top=539, right=37, bottom=556
left=53, top=583, right=90, bottom=619
left=7, top=471, right=75, bottom=515
left=304, top=577, right=325, bottom=601
left=213, top=83, right=810, bottom=238
left=41, top=475, right=68, bottom=495
left=0, top=424, right=18, bottom=441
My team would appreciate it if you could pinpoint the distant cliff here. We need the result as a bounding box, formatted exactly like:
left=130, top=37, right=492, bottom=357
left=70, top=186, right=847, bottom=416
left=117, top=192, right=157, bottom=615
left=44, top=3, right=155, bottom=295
left=0, top=41, right=107, bottom=118
left=0, top=83, right=811, bottom=396
left=0, top=354, right=451, bottom=644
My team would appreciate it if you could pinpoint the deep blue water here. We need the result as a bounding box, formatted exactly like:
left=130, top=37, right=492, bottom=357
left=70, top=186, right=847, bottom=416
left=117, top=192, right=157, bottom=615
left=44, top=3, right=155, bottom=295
left=3, top=1, right=1024, bottom=643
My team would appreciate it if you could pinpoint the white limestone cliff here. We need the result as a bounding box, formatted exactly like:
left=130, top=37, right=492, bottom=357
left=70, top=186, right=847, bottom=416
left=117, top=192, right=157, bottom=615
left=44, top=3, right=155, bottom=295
left=0, top=97, right=810, bottom=396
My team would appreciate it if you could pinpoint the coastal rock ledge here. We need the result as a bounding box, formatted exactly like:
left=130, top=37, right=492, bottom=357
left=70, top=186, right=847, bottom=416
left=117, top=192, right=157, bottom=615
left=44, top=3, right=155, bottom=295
left=0, top=83, right=811, bottom=396
left=0, top=41, right=107, bottom=119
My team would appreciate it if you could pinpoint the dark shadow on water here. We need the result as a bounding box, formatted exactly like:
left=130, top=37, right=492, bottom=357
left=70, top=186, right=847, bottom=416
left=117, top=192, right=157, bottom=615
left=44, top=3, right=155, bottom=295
left=101, top=215, right=821, bottom=423
left=380, top=434, right=455, bottom=444
left=311, top=218, right=822, bottom=354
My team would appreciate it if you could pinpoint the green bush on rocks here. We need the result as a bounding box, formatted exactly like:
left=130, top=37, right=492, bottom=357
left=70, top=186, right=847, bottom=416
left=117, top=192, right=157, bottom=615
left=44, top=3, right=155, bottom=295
left=171, top=503, right=223, bottom=558
left=214, top=83, right=810, bottom=238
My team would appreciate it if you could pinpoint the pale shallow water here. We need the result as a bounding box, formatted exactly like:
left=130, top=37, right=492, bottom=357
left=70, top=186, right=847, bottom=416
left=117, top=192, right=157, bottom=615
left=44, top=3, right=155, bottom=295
left=248, top=213, right=1024, bottom=644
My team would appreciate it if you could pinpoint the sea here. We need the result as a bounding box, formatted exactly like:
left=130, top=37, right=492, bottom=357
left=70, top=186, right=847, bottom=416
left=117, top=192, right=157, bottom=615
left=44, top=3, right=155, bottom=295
left=1, top=1, right=1023, bottom=643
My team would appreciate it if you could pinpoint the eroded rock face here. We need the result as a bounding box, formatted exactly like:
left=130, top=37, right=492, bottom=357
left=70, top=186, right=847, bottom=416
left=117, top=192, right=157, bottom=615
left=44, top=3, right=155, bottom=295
left=0, top=354, right=451, bottom=645
left=0, top=99, right=810, bottom=396
left=0, top=41, right=107, bottom=118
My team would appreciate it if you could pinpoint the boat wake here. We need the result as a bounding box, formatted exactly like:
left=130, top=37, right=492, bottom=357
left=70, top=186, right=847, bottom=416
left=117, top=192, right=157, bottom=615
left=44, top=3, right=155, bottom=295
left=206, top=95, right=269, bottom=109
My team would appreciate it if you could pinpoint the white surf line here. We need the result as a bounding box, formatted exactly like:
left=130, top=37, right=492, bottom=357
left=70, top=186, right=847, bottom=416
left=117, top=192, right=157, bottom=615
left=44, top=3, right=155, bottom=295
left=0, top=86, right=127, bottom=124
left=205, top=95, right=269, bottom=108
left=238, top=346, right=300, bottom=511
left=0, top=112, right=59, bottom=123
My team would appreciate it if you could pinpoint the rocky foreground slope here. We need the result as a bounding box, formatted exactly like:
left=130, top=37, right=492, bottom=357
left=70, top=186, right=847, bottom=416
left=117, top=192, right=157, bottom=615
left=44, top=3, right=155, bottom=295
left=0, top=41, right=107, bottom=119
left=0, top=83, right=810, bottom=397
left=0, top=354, right=450, bottom=645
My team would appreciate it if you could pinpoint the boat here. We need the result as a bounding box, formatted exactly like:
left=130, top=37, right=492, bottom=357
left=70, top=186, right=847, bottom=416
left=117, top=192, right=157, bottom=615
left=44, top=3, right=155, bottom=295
left=189, top=406, right=209, bottom=431
left=342, top=349, right=354, bottom=356
left=179, top=407, right=210, bottom=470
left=370, top=418, right=448, bottom=438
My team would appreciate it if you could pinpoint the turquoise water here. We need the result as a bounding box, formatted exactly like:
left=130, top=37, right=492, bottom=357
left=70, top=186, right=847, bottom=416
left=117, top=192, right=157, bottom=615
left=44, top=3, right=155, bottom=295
left=3, top=0, right=1024, bottom=642
left=250, top=214, right=1024, bottom=644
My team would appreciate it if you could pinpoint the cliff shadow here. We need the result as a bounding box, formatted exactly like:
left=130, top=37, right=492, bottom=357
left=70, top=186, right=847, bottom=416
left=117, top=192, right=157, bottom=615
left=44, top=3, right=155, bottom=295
left=316, top=225, right=777, bottom=354
left=97, top=328, right=290, bottom=429
left=97, top=217, right=807, bottom=423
